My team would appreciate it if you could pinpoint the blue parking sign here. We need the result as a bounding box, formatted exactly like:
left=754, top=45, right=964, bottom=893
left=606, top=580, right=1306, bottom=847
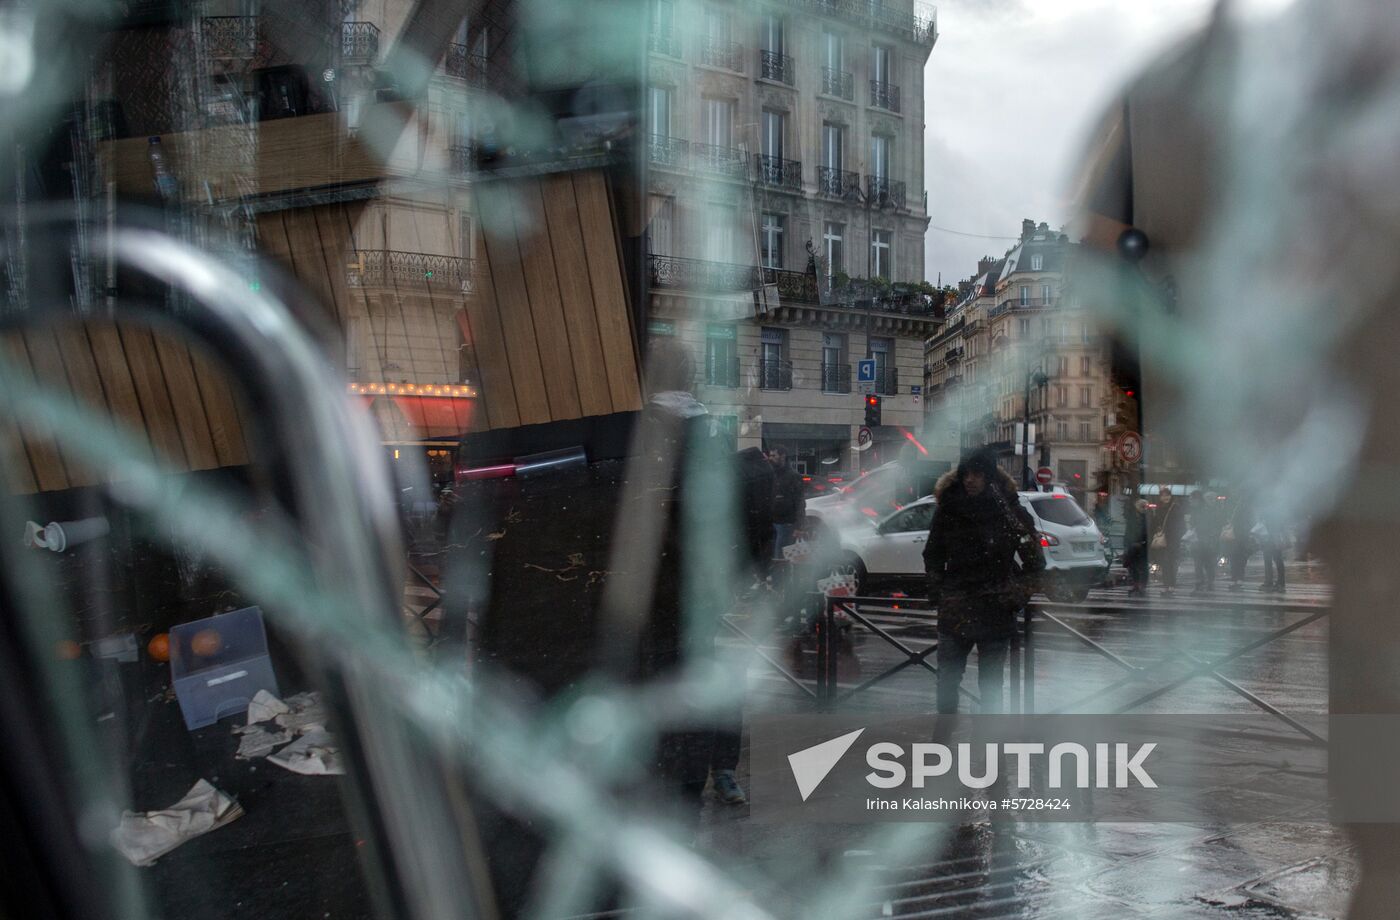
left=857, top=359, right=876, bottom=383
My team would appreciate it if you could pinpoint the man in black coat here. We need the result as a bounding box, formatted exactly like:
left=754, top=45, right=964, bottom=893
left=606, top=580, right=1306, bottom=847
left=923, top=449, right=1043, bottom=714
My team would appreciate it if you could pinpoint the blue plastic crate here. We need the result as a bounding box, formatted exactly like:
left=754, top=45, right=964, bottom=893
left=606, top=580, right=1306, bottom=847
left=170, top=606, right=279, bottom=730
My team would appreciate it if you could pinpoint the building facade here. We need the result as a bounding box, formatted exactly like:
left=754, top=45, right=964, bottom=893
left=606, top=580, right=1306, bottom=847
left=925, top=221, right=1113, bottom=507
left=642, top=0, right=940, bottom=474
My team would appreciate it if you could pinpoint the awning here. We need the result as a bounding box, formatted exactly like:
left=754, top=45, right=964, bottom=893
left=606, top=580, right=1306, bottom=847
left=354, top=395, right=477, bottom=443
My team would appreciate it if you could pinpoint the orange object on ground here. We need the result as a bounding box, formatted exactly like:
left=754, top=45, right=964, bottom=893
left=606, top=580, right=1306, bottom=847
left=190, top=629, right=223, bottom=658
left=147, top=633, right=171, bottom=662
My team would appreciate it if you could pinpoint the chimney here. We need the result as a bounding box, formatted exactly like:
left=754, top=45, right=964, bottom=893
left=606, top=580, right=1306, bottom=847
left=977, top=256, right=997, bottom=276
left=1021, top=219, right=1036, bottom=241
left=1038, top=221, right=1050, bottom=232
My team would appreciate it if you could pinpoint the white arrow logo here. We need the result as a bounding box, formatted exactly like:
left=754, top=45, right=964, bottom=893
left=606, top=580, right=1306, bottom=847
left=788, top=729, right=865, bottom=801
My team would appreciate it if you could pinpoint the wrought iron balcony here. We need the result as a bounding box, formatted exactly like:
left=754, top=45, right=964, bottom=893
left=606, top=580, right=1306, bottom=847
left=341, top=22, right=380, bottom=65
left=648, top=255, right=819, bottom=304
left=692, top=142, right=748, bottom=179
left=817, top=166, right=861, bottom=200
left=991, top=297, right=1058, bottom=317
left=765, top=267, right=819, bottom=304
left=348, top=251, right=477, bottom=295
left=759, top=50, right=795, bottom=84
left=756, top=155, right=802, bottom=191
left=821, top=363, right=852, bottom=394
left=758, top=359, right=794, bottom=391
left=650, top=254, right=761, bottom=292
left=445, top=43, right=488, bottom=86
left=874, top=366, right=898, bottom=396
left=699, top=37, right=744, bottom=72
left=648, top=30, right=682, bottom=58
left=448, top=144, right=474, bottom=174
left=648, top=134, right=689, bottom=169
left=866, top=175, right=907, bottom=209
left=945, top=345, right=964, bottom=363
left=705, top=354, right=740, bottom=388
left=821, top=67, right=854, bottom=100
left=870, top=79, right=901, bottom=113
left=201, top=16, right=257, bottom=60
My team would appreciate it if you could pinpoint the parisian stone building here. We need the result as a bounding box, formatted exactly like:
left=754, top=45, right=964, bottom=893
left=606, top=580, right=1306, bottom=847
left=925, top=220, right=1112, bottom=508
left=642, top=0, right=941, bottom=475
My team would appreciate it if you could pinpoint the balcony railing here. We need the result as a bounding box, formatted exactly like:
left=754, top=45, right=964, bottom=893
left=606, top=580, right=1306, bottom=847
left=705, top=354, right=740, bottom=388
left=866, top=175, right=907, bottom=209
left=873, top=366, right=898, bottom=396
left=759, top=50, right=795, bottom=84
left=692, top=142, right=748, bottom=179
left=650, top=254, right=759, bottom=292
left=821, top=67, right=854, bottom=100
left=448, top=144, right=474, bottom=174
left=990, top=297, right=1058, bottom=317
left=870, top=79, right=901, bottom=113
left=445, top=43, right=488, bottom=86
left=348, top=251, right=477, bottom=295
left=758, top=359, right=794, bottom=391
left=944, top=345, right=964, bottom=363
left=699, top=37, right=744, bottom=72
left=648, top=255, right=819, bottom=304
left=821, top=363, right=852, bottom=394
left=756, top=155, right=802, bottom=191
left=817, top=166, right=861, bottom=200
left=648, top=134, right=689, bottom=169
left=789, top=0, right=939, bottom=47
left=767, top=267, right=819, bottom=304
left=200, top=16, right=258, bottom=60
left=341, top=22, right=380, bottom=65
left=648, top=30, right=682, bottom=58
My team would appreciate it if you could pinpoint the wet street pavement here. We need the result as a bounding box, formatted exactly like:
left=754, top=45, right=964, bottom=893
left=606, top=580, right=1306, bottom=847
left=700, top=559, right=1351, bottom=919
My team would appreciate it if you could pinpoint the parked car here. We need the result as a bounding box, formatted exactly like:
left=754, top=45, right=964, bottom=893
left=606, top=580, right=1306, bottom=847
left=828, top=489, right=1107, bottom=601
left=1020, top=490, right=1109, bottom=602
left=804, top=460, right=945, bottom=541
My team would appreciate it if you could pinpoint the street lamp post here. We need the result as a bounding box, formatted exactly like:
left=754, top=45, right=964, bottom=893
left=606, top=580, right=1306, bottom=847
left=1022, top=368, right=1049, bottom=489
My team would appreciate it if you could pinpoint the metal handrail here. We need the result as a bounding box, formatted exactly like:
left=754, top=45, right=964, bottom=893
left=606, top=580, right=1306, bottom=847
left=821, top=362, right=852, bottom=394
left=869, top=79, right=901, bottom=113
left=759, top=49, right=795, bottom=84
left=699, top=36, right=743, bottom=72
left=817, top=166, right=861, bottom=200
left=756, top=154, right=803, bottom=191
left=342, top=21, right=380, bottom=64
left=821, top=66, right=854, bottom=100
left=866, top=175, right=906, bottom=209
left=648, top=134, right=689, bottom=169
left=757, top=358, right=794, bottom=391
left=692, top=142, right=748, bottom=178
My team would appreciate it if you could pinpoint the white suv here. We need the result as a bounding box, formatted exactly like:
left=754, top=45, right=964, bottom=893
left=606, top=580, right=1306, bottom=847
left=829, top=489, right=1107, bottom=602
left=1017, top=490, right=1108, bottom=602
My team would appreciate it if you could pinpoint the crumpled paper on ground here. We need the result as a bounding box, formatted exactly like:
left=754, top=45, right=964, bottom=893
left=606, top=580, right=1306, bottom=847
left=273, top=691, right=327, bottom=734
left=227, top=690, right=340, bottom=773
left=266, top=730, right=344, bottom=775
left=235, top=725, right=293, bottom=759
left=244, top=689, right=289, bottom=725
left=110, top=780, right=243, bottom=866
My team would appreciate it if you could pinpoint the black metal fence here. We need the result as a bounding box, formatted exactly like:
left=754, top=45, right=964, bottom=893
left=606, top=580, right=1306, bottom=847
left=870, top=79, right=901, bottom=113
left=821, top=362, right=852, bottom=394
left=758, top=358, right=793, bottom=391
left=759, top=50, right=795, bottom=84
left=342, top=21, right=381, bottom=65
left=821, top=66, right=854, bottom=100
left=817, top=166, right=861, bottom=200
left=757, top=154, right=803, bottom=191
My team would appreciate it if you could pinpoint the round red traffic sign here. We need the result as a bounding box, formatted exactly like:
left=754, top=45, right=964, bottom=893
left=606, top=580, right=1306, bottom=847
left=1119, top=432, right=1143, bottom=463
left=1036, top=466, right=1054, bottom=485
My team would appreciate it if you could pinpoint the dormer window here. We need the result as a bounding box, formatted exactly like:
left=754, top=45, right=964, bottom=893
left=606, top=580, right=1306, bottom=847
left=1031, top=254, right=1043, bottom=271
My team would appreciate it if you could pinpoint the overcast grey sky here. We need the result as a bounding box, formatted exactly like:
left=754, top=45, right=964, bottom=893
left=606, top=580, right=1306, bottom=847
left=921, top=0, right=1222, bottom=285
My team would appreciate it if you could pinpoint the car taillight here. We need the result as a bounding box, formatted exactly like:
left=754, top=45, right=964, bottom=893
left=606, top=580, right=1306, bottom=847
left=860, top=507, right=878, bottom=518
left=1039, top=532, right=1060, bottom=547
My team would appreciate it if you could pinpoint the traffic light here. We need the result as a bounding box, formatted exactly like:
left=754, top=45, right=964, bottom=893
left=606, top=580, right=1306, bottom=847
left=864, top=394, right=882, bottom=427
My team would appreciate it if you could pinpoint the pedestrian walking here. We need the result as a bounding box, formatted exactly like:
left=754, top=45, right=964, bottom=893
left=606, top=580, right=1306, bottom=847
left=924, top=449, right=1044, bottom=714
left=1258, top=509, right=1288, bottom=594
left=1150, top=486, right=1187, bottom=596
left=1225, top=493, right=1255, bottom=590
left=1122, top=498, right=1150, bottom=595
left=1188, top=491, right=1224, bottom=593
left=767, top=446, right=805, bottom=562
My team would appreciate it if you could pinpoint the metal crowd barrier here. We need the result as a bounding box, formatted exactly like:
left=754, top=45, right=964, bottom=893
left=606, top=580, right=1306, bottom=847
left=729, top=590, right=1327, bottom=744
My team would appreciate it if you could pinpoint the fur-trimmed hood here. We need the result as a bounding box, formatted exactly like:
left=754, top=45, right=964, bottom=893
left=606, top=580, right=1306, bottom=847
left=933, top=468, right=1019, bottom=502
